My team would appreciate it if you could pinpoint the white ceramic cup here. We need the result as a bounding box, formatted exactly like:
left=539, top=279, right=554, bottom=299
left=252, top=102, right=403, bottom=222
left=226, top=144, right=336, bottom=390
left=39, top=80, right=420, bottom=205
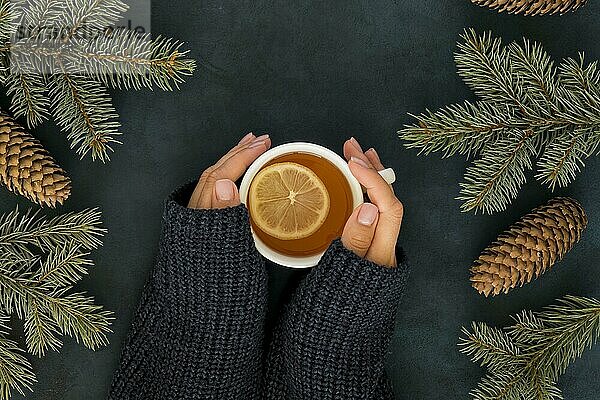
left=239, top=142, right=396, bottom=268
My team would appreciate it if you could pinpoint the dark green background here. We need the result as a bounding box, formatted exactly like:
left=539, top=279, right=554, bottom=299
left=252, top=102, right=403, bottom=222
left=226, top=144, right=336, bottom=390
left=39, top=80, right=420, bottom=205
left=2, top=1, right=599, bottom=399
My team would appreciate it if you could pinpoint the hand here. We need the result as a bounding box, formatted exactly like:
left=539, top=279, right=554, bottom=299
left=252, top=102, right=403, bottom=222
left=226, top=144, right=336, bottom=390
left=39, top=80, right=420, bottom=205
left=187, top=132, right=272, bottom=209
left=340, top=137, right=404, bottom=267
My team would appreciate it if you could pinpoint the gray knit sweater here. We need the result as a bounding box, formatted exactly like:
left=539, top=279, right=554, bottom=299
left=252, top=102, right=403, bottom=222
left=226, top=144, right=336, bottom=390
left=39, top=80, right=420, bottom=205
left=108, top=182, right=409, bottom=399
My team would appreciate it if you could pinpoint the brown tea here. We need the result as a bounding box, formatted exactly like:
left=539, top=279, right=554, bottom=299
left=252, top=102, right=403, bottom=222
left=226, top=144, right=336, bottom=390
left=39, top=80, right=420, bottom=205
left=247, top=152, right=354, bottom=257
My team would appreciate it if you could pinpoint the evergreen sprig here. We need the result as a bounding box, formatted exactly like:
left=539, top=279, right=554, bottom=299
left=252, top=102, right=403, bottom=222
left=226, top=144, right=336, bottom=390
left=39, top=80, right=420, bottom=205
left=399, top=29, right=600, bottom=214
left=0, top=315, right=35, bottom=399
left=0, top=206, right=112, bottom=399
left=0, top=0, right=196, bottom=161
left=48, top=73, right=121, bottom=160
left=460, top=295, right=600, bottom=400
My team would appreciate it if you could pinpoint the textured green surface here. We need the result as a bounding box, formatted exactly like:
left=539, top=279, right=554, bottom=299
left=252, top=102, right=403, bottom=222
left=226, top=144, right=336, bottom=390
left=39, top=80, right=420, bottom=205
left=1, top=1, right=599, bottom=399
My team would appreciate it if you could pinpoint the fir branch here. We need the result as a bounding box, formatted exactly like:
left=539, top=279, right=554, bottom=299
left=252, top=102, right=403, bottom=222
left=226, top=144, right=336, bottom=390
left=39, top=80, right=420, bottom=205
left=535, top=130, right=592, bottom=190
left=0, top=257, right=36, bottom=318
left=527, top=375, right=563, bottom=400
left=0, top=207, right=105, bottom=253
left=24, top=298, right=62, bottom=356
left=4, top=73, right=49, bottom=127
left=519, top=296, right=600, bottom=382
left=508, top=311, right=546, bottom=345
left=21, top=0, right=66, bottom=36
left=42, top=290, right=112, bottom=350
left=558, top=55, right=600, bottom=97
left=2, top=33, right=74, bottom=76
left=556, top=56, right=600, bottom=125
left=67, top=29, right=196, bottom=90
left=459, top=322, right=523, bottom=372
left=55, top=0, right=128, bottom=41
left=0, top=205, right=112, bottom=381
left=401, top=101, right=514, bottom=158
left=455, top=29, right=527, bottom=113
left=0, top=0, right=18, bottom=44
left=5, top=30, right=197, bottom=91
left=508, top=40, right=556, bottom=116
left=49, top=73, right=121, bottom=161
left=0, top=0, right=20, bottom=78
left=460, top=296, right=600, bottom=400
left=0, top=315, right=35, bottom=400
left=35, top=242, right=91, bottom=287
left=0, top=269, right=112, bottom=355
left=458, top=131, right=536, bottom=214
left=41, top=209, right=105, bottom=249
left=399, top=29, right=600, bottom=213
left=0, top=0, right=195, bottom=162
left=470, top=371, right=532, bottom=400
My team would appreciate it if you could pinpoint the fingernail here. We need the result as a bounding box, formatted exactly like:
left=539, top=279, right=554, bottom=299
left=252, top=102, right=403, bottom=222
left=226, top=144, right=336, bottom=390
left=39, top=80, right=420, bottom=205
left=253, top=134, right=269, bottom=142
left=239, top=132, right=255, bottom=145
left=367, top=147, right=378, bottom=157
left=248, top=139, right=267, bottom=149
left=215, top=179, right=235, bottom=201
left=350, top=156, right=370, bottom=169
left=358, top=203, right=378, bottom=226
left=350, top=137, right=363, bottom=151
left=248, top=134, right=269, bottom=149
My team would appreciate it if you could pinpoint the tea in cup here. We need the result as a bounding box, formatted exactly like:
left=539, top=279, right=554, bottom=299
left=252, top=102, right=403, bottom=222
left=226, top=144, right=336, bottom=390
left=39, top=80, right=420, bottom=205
left=240, top=142, right=395, bottom=268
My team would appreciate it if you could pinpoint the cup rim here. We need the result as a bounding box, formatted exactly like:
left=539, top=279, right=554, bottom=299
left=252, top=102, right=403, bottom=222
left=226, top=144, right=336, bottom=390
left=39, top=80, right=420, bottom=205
left=239, top=142, right=363, bottom=268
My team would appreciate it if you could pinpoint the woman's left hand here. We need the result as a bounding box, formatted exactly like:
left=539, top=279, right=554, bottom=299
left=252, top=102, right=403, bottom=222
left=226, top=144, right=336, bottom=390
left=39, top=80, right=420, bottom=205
left=187, top=132, right=272, bottom=209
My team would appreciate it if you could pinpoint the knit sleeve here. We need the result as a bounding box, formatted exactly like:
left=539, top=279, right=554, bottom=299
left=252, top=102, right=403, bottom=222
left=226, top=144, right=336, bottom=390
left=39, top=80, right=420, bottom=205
left=264, top=239, right=409, bottom=400
left=108, top=182, right=267, bottom=400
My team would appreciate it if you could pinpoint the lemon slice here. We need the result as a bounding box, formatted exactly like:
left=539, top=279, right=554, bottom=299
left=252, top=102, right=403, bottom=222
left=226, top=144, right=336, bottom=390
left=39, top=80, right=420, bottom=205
left=249, top=162, right=330, bottom=240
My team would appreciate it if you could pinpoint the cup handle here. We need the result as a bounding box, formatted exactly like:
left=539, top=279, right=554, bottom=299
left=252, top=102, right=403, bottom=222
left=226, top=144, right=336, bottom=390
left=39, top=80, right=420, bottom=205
left=361, top=168, right=396, bottom=193
left=378, top=168, right=396, bottom=185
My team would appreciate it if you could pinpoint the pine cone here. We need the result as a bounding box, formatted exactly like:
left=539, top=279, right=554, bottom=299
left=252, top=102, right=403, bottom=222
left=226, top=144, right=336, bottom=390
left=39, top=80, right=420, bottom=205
left=470, top=197, right=587, bottom=297
left=470, top=0, right=589, bottom=15
left=0, top=113, right=71, bottom=207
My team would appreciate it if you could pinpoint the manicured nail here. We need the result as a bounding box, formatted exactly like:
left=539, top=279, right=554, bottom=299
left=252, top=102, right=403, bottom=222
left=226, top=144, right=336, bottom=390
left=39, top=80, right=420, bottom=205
left=248, top=139, right=267, bottom=149
left=215, top=179, right=235, bottom=201
left=350, top=156, right=370, bottom=169
left=239, top=132, right=255, bottom=145
left=248, top=134, right=269, bottom=149
left=350, top=137, right=363, bottom=151
left=367, top=147, right=378, bottom=158
left=253, top=134, right=269, bottom=142
left=358, top=203, right=378, bottom=226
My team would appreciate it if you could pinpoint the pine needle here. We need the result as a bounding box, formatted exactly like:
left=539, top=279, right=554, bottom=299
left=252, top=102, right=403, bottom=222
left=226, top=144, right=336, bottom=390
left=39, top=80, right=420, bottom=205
left=0, top=0, right=196, bottom=160
left=24, top=298, right=62, bottom=356
left=71, top=29, right=196, bottom=91
left=0, top=207, right=105, bottom=252
left=458, top=130, right=536, bottom=214
left=49, top=74, right=121, bottom=161
left=0, top=0, right=18, bottom=44
left=399, top=29, right=600, bottom=213
left=35, top=242, right=91, bottom=287
left=0, top=315, right=36, bottom=400
left=53, top=0, right=128, bottom=41
left=455, top=29, right=527, bottom=112
left=460, top=296, right=600, bottom=399
left=4, top=73, right=49, bottom=127
left=0, top=206, right=112, bottom=397
left=459, top=322, right=523, bottom=372
left=401, top=101, right=513, bottom=158
left=22, top=0, right=66, bottom=35
left=535, top=130, right=591, bottom=190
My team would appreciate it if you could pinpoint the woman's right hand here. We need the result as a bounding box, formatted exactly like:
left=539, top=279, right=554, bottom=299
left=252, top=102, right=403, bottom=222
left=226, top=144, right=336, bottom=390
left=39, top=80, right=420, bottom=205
left=340, top=138, right=404, bottom=268
left=187, top=132, right=272, bottom=210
